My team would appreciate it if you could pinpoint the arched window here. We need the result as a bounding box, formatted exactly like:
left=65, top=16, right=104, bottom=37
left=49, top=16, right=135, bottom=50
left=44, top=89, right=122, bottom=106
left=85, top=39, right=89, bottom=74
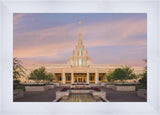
left=79, top=48, right=81, bottom=56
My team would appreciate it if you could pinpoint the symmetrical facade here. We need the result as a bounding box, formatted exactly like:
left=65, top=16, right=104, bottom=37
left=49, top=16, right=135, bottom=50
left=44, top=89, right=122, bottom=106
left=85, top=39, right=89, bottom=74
left=24, top=21, right=144, bottom=84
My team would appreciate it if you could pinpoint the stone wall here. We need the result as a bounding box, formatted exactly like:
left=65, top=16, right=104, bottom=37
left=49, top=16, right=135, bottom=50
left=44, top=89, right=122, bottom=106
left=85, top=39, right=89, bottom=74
left=112, top=86, right=135, bottom=91
left=100, top=82, right=107, bottom=87
left=56, top=91, right=70, bottom=99
left=46, top=84, right=54, bottom=89
left=54, top=83, right=60, bottom=87
left=106, top=84, right=115, bottom=88
left=25, top=86, right=48, bottom=92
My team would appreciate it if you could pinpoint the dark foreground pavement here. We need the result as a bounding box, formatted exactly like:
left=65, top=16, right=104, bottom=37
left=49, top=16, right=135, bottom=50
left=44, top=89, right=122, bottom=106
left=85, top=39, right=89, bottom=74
left=14, top=88, right=61, bottom=102
left=102, top=87, right=147, bottom=102
left=14, top=87, right=146, bottom=102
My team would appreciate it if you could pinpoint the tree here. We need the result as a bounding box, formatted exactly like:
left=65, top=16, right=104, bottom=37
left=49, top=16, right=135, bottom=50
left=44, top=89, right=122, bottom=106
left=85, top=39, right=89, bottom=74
left=112, top=67, right=136, bottom=83
left=139, top=72, right=147, bottom=86
left=139, top=59, right=147, bottom=87
left=13, top=57, right=26, bottom=83
left=46, top=73, right=54, bottom=83
left=29, top=66, right=54, bottom=83
left=106, top=72, right=115, bottom=83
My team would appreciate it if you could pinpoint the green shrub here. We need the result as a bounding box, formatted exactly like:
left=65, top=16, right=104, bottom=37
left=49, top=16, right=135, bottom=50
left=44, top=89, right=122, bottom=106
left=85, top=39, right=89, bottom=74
left=14, top=79, right=20, bottom=84
left=15, top=86, right=25, bottom=91
left=136, top=86, right=146, bottom=91
left=115, top=84, right=136, bottom=86
left=28, top=67, right=54, bottom=83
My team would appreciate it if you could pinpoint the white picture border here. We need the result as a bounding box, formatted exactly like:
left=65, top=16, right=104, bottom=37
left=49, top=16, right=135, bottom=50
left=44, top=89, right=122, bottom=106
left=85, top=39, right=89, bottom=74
left=0, top=0, right=160, bottom=115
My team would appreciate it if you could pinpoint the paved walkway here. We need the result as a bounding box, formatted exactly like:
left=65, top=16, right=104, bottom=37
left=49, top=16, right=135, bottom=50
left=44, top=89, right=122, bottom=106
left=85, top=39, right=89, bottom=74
left=101, top=87, right=146, bottom=102
left=14, top=87, right=146, bottom=102
left=14, top=88, right=61, bottom=102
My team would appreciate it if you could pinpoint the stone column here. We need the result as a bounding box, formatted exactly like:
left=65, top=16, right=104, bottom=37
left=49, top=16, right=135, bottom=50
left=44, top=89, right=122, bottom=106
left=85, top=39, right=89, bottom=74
left=95, top=70, right=98, bottom=84
left=62, top=70, right=65, bottom=84
left=71, top=72, right=74, bottom=84
left=87, top=70, right=89, bottom=84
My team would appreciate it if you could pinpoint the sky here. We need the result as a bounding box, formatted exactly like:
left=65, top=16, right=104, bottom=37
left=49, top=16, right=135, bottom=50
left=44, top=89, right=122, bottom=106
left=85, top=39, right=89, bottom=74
left=13, top=13, right=147, bottom=67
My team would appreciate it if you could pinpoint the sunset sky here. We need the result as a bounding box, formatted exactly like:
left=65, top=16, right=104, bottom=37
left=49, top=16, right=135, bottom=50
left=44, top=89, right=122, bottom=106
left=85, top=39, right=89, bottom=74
left=13, top=13, right=147, bottom=67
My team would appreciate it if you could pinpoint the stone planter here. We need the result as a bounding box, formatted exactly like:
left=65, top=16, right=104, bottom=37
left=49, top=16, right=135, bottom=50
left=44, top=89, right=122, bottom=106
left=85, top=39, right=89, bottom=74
left=100, top=82, right=107, bottom=87
left=60, top=84, right=70, bottom=87
left=54, top=83, right=60, bottom=87
left=70, top=85, right=90, bottom=88
left=137, top=89, right=147, bottom=99
left=114, top=86, right=135, bottom=91
left=111, top=85, right=116, bottom=90
left=90, top=84, right=100, bottom=87
left=14, top=89, right=24, bottom=100
left=92, top=91, right=106, bottom=100
left=56, top=91, right=70, bottom=99
left=106, top=84, right=115, bottom=88
left=46, top=84, right=54, bottom=89
left=25, top=86, right=47, bottom=92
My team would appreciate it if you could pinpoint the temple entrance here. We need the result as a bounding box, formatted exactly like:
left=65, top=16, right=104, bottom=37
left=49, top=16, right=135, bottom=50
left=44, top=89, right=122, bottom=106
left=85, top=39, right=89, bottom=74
left=74, top=73, right=87, bottom=83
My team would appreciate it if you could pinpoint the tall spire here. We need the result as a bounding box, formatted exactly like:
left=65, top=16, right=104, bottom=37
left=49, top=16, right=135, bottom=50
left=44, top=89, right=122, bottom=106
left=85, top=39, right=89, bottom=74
left=78, top=20, right=82, bottom=41
left=79, top=20, right=81, bottom=33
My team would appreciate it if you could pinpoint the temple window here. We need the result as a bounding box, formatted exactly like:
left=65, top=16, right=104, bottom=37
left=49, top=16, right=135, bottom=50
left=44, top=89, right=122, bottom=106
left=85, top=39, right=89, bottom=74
left=58, top=76, right=62, bottom=81
left=79, top=59, right=82, bottom=66
left=99, top=76, right=103, bottom=81
left=79, top=48, right=81, bottom=56
left=66, top=76, right=71, bottom=81
left=75, top=59, right=77, bottom=66
left=90, top=76, right=94, bottom=81
left=83, top=59, right=85, bottom=65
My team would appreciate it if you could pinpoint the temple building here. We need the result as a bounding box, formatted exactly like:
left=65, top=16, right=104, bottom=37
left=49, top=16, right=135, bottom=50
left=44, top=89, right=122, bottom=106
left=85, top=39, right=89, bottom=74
left=24, top=21, right=144, bottom=84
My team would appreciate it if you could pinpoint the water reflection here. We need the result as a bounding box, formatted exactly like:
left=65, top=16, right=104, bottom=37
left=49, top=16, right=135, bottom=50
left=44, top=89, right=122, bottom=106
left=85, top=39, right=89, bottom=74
left=60, top=93, right=103, bottom=102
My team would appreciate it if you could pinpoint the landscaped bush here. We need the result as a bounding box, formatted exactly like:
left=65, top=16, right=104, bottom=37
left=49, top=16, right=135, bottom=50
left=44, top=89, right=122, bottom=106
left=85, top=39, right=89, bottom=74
left=136, top=86, right=147, bottom=91
left=61, top=87, right=69, bottom=91
left=71, top=87, right=91, bottom=90
left=14, top=80, right=20, bottom=84
left=60, top=87, right=101, bottom=91
left=71, top=83, right=89, bottom=85
left=93, top=87, right=100, bottom=91
left=115, top=84, right=136, bottom=86
left=15, top=86, right=25, bottom=91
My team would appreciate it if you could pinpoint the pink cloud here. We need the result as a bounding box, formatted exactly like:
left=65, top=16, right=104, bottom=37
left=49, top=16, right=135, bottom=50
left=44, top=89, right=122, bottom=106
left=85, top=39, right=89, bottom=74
left=14, top=41, right=74, bottom=58
left=14, top=16, right=147, bottom=66
left=83, top=18, right=147, bottom=48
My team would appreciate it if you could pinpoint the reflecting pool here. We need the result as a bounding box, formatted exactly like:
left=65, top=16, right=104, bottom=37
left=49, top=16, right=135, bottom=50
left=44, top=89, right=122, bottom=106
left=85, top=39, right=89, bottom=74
left=59, top=93, right=103, bottom=102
